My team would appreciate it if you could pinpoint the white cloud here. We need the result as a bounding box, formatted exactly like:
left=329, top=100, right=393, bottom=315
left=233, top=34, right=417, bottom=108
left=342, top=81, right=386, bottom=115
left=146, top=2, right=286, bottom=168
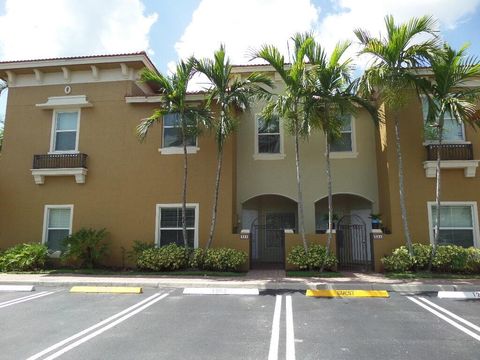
left=0, top=0, right=158, bottom=61
left=174, top=0, right=480, bottom=71
left=174, top=0, right=320, bottom=65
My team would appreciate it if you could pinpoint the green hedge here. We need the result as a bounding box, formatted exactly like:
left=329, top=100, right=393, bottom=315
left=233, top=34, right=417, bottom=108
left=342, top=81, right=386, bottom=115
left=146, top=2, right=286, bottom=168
left=137, top=245, right=248, bottom=272
left=287, top=244, right=337, bottom=271
left=137, top=244, right=189, bottom=271
left=382, top=243, right=480, bottom=274
left=0, top=243, right=48, bottom=272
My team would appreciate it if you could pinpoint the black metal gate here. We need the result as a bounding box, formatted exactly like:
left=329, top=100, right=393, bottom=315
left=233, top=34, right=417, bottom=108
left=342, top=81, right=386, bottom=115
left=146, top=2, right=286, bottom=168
left=336, top=215, right=373, bottom=271
left=251, top=225, right=285, bottom=268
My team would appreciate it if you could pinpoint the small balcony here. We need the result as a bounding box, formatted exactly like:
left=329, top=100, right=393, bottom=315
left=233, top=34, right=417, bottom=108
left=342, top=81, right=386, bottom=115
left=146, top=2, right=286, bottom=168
left=31, top=153, right=88, bottom=184
left=425, top=143, right=473, bottom=161
left=423, top=143, right=479, bottom=178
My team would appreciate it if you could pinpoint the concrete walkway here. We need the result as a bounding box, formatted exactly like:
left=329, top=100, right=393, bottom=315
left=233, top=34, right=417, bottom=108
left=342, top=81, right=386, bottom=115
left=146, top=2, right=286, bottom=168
left=1, top=272, right=479, bottom=293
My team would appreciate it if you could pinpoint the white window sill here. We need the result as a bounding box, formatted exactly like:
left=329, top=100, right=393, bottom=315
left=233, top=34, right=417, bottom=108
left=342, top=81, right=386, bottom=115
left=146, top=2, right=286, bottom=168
left=329, top=152, right=358, bottom=159
left=423, top=160, right=480, bottom=178
left=423, top=141, right=470, bottom=146
left=253, top=153, right=286, bottom=160
left=158, top=147, right=200, bottom=155
left=48, top=150, right=79, bottom=155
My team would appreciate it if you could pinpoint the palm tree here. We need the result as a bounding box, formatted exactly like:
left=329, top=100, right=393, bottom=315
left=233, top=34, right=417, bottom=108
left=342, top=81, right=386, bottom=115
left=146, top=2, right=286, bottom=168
left=355, top=15, right=438, bottom=255
left=251, top=33, right=317, bottom=252
left=421, top=43, right=480, bottom=265
left=194, top=45, right=273, bottom=249
left=306, top=40, right=378, bottom=268
left=136, top=58, right=211, bottom=248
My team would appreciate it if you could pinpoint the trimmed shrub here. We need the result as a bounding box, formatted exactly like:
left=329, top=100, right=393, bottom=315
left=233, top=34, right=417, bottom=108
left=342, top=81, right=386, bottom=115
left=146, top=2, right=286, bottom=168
left=287, top=245, right=337, bottom=271
left=432, top=245, right=469, bottom=273
left=201, top=248, right=247, bottom=272
left=128, top=240, right=155, bottom=264
left=62, top=228, right=109, bottom=269
left=411, top=243, right=433, bottom=270
left=189, top=248, right=206, bottom=269
left=0, top=243, right=48, bottom=272
left=137, top=244, right=188, bottom=271
left=465, top=247, right=480, bottom=273
left=382, top=243, right=433, bottom=272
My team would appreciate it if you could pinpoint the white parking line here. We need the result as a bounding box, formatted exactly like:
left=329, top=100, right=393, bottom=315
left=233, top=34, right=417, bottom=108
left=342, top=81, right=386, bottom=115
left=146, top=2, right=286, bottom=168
left=407, top=296, right=480, bottom=342
left=0, top=291, right=54, bottom=309
left=268, top=295, right=282, bottom=360
left=286, top=295, right=296, bottom=360
left=417, top=297, right=480, bottom=333
left=26, top=292, right=169, bottom=360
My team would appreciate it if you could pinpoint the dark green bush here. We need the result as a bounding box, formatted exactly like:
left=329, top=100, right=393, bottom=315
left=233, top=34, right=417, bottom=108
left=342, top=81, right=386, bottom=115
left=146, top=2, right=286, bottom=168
left=201, top=248, right=247, bottom=272
left=0, top=243, right=48, bottom=272
left=189, top=248, right=206, bottom=269
left=137, top=244, right=188, bottom=271
left=127, top=240, right=155, bottom=264
left=62, top=228, right=109, bottom=269
left=432, top=245, right=469, bottom=273
left=287, top=245, right=337, bottom=271
left=382, top=243, right=480, bottom=274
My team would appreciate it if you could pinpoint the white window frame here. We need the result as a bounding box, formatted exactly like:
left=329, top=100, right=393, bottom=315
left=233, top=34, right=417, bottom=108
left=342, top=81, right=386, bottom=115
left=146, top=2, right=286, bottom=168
left=155, top=203, right=199, bottom=248
left=253, top=114, right=285, bottom=160
left=159, top=113, right=199, bottom=155
left=330, top=115, right=358, bottom=159
left=427, top=201, right=479, bottom=248
left=421, top=95, right=467, bottom=145
left=42, top=204, right=74, bottom=249
left=49, top=109, right=81, bottom=154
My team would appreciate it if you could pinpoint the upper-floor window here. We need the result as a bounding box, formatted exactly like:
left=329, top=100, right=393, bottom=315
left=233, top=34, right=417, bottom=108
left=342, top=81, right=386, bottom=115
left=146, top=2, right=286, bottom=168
left=163, top=113, right=196, bottom=148
left=257, top=116, right=281, bottom=154
left=422, top=97, right=465, bottom=142
left=51, top=110, right=79, bottom=152
left=331, top=115, right=353, bottom=152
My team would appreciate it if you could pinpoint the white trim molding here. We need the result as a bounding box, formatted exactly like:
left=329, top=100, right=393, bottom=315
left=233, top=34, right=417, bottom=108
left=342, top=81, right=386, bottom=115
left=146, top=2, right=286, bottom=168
left=42, top=204, right=74, bottom=255
left=158, top=147, right=200, bottom=155
left=155, top=203, right=200, bottom=248
left=426, top=201, right=479, bottom=248
left=36, top=95, right=92, bottom=109
left=31, top=168, right=87, bottom=185
left=423, top=160, right=480, bottom=178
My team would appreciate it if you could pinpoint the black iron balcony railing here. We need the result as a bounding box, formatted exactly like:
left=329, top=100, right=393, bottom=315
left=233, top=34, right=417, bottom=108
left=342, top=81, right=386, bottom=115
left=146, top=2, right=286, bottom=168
left=33, top=153, right=88, bottom=169
left=425, top=143, right=473, bottom=161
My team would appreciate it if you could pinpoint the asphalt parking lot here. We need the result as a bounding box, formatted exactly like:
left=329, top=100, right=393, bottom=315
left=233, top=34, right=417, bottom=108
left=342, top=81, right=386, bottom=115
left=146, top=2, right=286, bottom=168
left=0, top=287, right=478, bottom=360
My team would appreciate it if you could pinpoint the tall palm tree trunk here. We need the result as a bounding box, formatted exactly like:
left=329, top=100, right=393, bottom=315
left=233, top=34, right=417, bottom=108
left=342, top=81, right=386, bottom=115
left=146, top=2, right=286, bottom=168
left=181, top=126, right=188, bottom=249
left=294, top=122, right=308, bottom=252
left=206, top=146, right=224, bottom=249
left=393, top=112, right=413, bottom=255
left=430, top=117, right=445, bottom=270
left=321, top=137, right=333, bottom=272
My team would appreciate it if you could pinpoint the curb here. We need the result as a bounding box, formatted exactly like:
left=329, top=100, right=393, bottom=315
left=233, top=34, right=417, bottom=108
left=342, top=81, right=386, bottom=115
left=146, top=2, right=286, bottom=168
left=0, top=279, right=479, bottom=293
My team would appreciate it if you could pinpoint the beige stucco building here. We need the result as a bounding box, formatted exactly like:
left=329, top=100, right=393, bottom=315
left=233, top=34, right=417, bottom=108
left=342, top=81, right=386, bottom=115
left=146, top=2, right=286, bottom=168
left=0, top=53, right=479, bottom=271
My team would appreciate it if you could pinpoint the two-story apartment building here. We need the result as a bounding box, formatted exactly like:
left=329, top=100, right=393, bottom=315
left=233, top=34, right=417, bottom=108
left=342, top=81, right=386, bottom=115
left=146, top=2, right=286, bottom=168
left=0, top=52, right=478, bottom=271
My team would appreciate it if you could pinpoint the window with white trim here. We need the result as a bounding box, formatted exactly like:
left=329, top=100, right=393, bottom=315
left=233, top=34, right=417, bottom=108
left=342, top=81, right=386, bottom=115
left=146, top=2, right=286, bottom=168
left=43, top=206, right=73, bottom=251
left=257, top=116, right=281, bottom=154
left=429, top=203, right=477, bottom=248
left=162, top=113, right=196, bottom=148
left=157, top=206, right=197, bottom=247
left=422, top=97, right=465, bottom=142
left=52, top=111, right=79, bottom=152
left=331, top=115, right=353, bottom=152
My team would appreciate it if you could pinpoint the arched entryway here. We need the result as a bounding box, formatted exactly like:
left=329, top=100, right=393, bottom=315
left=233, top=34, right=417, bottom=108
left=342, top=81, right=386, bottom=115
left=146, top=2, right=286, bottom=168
left=315, top=194, right=374, bottom=270
left=242, top=194, right=297, bottom=269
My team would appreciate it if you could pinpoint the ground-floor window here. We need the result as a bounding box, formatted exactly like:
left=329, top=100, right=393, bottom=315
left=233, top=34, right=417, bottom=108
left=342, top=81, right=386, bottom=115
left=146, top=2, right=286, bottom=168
left=156, top=204, right=198, bottom=248
left=43, top=205, right=73, bottom=252
left=428, top=202, right=479, bottom=248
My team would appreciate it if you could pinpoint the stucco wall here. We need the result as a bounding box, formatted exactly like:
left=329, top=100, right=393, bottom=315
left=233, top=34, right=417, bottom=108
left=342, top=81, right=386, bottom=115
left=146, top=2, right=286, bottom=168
left=0, top=81, right=238, bottom=266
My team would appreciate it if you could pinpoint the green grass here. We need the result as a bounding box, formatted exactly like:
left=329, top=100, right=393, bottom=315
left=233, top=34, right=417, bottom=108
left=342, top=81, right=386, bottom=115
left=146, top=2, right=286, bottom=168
left=3, top=268, right=247, bottom=277
left=385, top=271, right=480, bottom=280
left=286, top=270, right=343, bottom=278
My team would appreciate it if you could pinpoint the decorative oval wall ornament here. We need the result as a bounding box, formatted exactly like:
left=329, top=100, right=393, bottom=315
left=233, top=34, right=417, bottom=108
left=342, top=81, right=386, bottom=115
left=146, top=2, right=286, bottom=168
left=64, top=85, right=72, bottom=94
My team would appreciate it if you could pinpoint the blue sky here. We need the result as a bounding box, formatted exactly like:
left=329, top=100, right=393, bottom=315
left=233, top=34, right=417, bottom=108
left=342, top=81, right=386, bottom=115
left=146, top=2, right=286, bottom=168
left=0, top=0, right=480, bottom=120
